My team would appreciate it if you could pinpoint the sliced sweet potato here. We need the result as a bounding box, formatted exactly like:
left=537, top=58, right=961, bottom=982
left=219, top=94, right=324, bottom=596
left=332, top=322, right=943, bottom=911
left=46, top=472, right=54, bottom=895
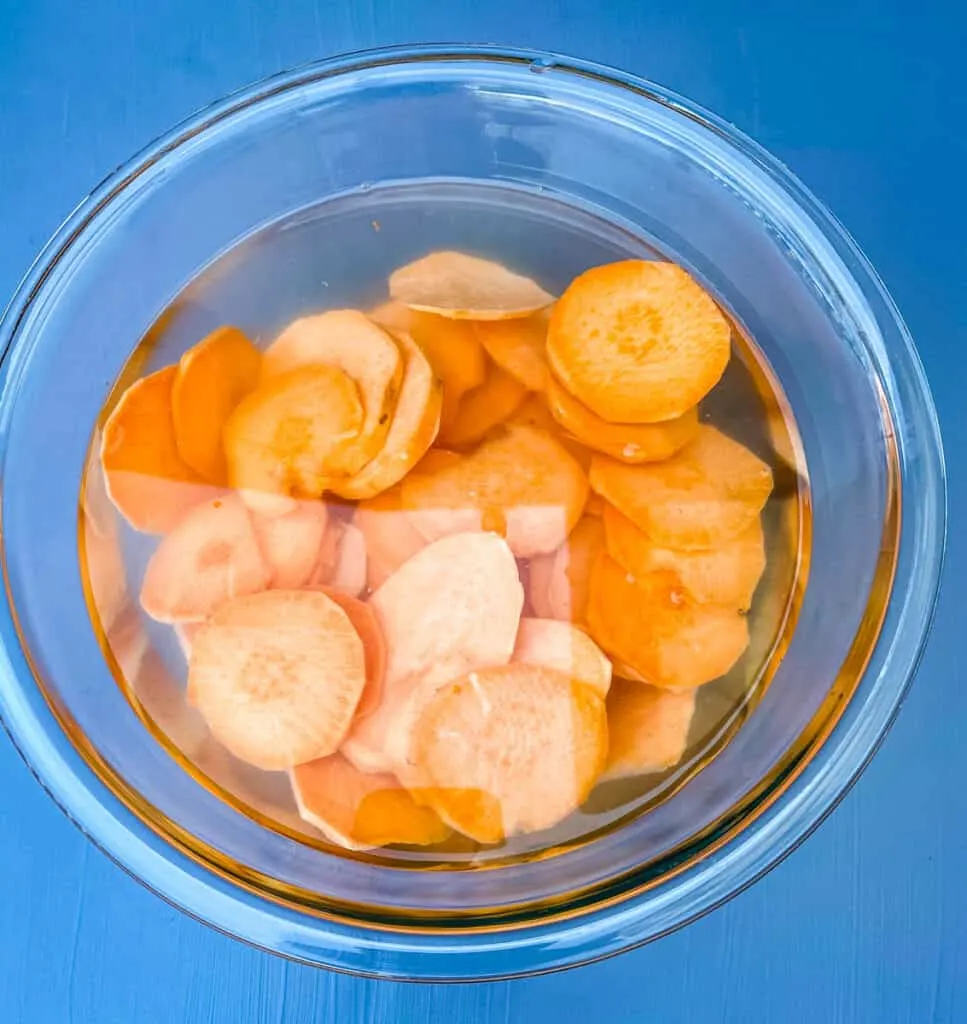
left=585, top=492, right=606, bottom=517
left=513, top=618, right=612, bottom=699
left=290, top=754, right=450, bottom=850
left=187, top=590, right=366, bottom=769
left=390, top=251, right=554, bottom=321
left=543, top=516, right=606, bottom=624
left=173, top=621, right=201, bottom=660
left=410, top=664, right=607, bottom=842
left=140, top=494, right=270, bottom=623
left=526, top=552, right=557, bottom=620
left=261, top=311, right=403, bottom=477
left=252, top=501, right=329, bottom=589
left=546, top=375, right=699, bottom=463
left=438, top=365, right=527, bottom=448
left=309, top=522, right=367, bottom=597
left=224, top=365, right=363, bottom=509
left=600, top=679, right=696, bottom=782
left=546, top=260, right=731, bottom=423
left=353, top=485, right=429, bottom=590
left=172, top=325, right=262, bottom=484
left=475, top=311, right=550, bottom=391
left=603, top=503, right=766, bottom=610
left=589, top=426, right=773, bottom=549
left=368, top=300, right=415, bottom=333
left=101, top=367, right=220, bottom=534
left=402, top=425, right=589, bottom=557
left=586, top=553, right=749, bottom=690
left=333, top=331, right=442, bottom=500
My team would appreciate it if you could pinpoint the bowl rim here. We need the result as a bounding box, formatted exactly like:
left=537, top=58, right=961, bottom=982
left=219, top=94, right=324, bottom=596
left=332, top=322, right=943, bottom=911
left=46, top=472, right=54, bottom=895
left=0, top=44, right=946, bottom=981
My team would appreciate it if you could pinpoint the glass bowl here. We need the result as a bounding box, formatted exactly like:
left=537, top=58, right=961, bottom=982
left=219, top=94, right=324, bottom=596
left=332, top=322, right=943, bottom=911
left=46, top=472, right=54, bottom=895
left=0, top=46, right=945, bottom=980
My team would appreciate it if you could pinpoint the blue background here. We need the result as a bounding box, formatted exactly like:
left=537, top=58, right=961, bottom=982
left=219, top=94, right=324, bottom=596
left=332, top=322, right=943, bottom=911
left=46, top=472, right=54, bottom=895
left=1, top=2, right=964, bottom=1021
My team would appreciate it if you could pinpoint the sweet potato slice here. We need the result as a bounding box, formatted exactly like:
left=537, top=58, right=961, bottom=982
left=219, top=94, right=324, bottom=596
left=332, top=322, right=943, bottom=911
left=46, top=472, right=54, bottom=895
left=475, top=312, right=550, bottom=391
left=224, top=365, right=363, bottom=509
left=546, top=375, right=699, bottom=463
left=438, top=365, right=528, bottom=448
left=546, top=260, right=731, bottom=423
left=589, top=426, right=773, bottom=549
left=309, top=522, right=367, bottom=597
left=600, top=679, right=696, bottom=782
left=333, top=331, right=443, bottom=500
left=585, top=492, right=606, bottom=517
left=261, top=311, right=403, bottom=477
left=101, top=367, right=220, bottom=534
left=410, top=664, right=607, bottom=842
left=172, top=325, right=262, bottom=484
left=390, top=251, right=554, bottom=321
left=252, top=501, right=329, bottom=589
left=290, top=754, right=450, bottom=850
left=542, top=516, right=606, bottom=624
left=526, top=552, right=557, bottom=619
left=513, top=618, right=612, bottom=699
left=586, top=553, right=749, bottom=690
left=188, top=590, right=366, bottom=769
left=140, top=494, right=270, bottom=623
left=603, top=503, right=766, bottom=610
left=402, top=425, right=589, bottom=557
left=353, top=485, right=429, bottom=590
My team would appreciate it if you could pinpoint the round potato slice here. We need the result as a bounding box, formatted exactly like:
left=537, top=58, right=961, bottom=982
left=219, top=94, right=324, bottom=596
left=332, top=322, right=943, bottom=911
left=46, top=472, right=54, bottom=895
left=172, top=325, right=262, bottom=484
left=353, top=485, right=429, bottom=590
left=475, top=312, right=551, bottom=391
left=589, top=426, right=774, bottom=549
left=546, top=375, right=699, bottom=463
left=603, top=503, right=766, bottom=610
left=252, top=501, right=329, bottom=589
left=261, top=310, right=403, bottom=477
left=140, top=494, right=270, bottom=623
left=513, top=618, right=612, bottom=699
left=586, top=553, right=749, bottom=690
left=188, top=590, right=366, bottom=770
left=600, top=679, right=696, bottom=782
left=410, top=664, right=607, bottom=842
left=547, top=260, right=731, bottom=423
left=542, top=516, right=606, bottom=624
left=390, top=250, right=554, bottom=321
left=439, top=365, right=528, bottom=448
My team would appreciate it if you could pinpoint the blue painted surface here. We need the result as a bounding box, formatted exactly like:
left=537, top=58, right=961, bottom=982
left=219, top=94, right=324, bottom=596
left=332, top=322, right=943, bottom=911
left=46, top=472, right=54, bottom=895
left=0, top=1, right=963, bottom=1020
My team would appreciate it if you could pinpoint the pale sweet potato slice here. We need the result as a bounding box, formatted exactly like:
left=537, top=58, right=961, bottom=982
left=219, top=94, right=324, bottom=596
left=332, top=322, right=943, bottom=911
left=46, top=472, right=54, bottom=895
left=475, top=311, right=550, bottom=391
left=410, top=664, right=607, bottom=842
left=543, top=516, right=607, bottom=624
left=310, top=522, right=367, bottom=597
left=261, top=311, right=403, bottom=477
left=172, top=325, right=262, bottom=484
left=513, top=618, right=612, bottom=699
left=402, top=425, right=589, bottom=557
left=290, top=754, right=450, bottom=850
left=252, top=501, right=329, bottom=589
left=333, top=331, right=442, bottom=500
left=546, top=260, right=731, bottom=423
left=438, top=365, right=528, bottom=448
left=390, top=251, right=554, bottom=321
left=353, top=485, right=429, bottom=590
left=101, top=367, right=220, bottom=534
left=140, top=494, right=270, bottom=623
left=546, top=375, right=699, bottom=463
left=603, top=503, right=766, bottom=610
left=224, top=365, right=363, bottom=508
left=589, top=426, right=773, bottom=549
left=586, top=553, right=749, bottom=690
left=600, top=679, right=696, bottom=782
left=188, top=590, right=366, bottom=769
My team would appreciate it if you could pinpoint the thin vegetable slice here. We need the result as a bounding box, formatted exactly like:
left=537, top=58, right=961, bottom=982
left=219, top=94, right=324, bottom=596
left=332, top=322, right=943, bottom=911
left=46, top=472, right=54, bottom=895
left=543, top=516, right=607, bottom=624
left=438, top=365, right=527, bottom=448
left=308, top=521, right=367, bottom=597
left=252, top=501, right=329, bottom=589
left=353, top=485, right=429, bottom=590
left=475, top=312, right=550, bottom=391
left=513, top=618, right=613, bottom=699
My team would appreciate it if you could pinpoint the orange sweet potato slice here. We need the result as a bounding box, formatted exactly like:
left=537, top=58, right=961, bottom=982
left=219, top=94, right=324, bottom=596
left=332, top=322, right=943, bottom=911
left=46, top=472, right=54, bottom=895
left=252, top=501, right=329, bottom=589
left=546, top=260, right=731, bottom=423
left=171, top=325, right=262, bottom=484
left=585, top=492, right=606, bottom=517
left=402, top=425, right=589, bottom=557
left=586, top=553, right=749, bottom=690
left=353, top=485, right=429, bottom=590
left=290, top=754, right=450, bottom=850
left=600, top=679, right=696, bottom=782
left=261, top=311, right=403, bottom=477
left=589, top=426, right=773, bottom=549
left=224, top=365, right=363, bottom=509
left=513, top=618, right=612, bottom=699
left=475, top=311, right=550, bottom=391
left=101, top=367, right=220, bottom=534
left=389, top=251, right=554, bottom=321
left=603, top=503, right=766, bottom=610
left=140, top=494, right=270, bottom=623
left=187, top=590, right=366, bottom=769
left=438, top=365, right=528, bottom=448
left=542, top=516, right=606, bottom=623
left=546, top=375, right=699, bottom=463
left=410, top=664, right=607, bottom=842
left=333, top=331, right=443, bottom=500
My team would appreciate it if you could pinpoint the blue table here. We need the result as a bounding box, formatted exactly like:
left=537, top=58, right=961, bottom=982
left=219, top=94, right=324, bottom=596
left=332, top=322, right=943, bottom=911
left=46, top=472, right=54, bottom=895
left=1, top=2, right=963, bottom=1020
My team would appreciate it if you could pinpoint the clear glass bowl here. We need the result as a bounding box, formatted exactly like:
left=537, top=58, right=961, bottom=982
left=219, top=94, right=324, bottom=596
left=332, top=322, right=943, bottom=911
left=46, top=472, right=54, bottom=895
left=0, top=46, right=945, bottom=980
